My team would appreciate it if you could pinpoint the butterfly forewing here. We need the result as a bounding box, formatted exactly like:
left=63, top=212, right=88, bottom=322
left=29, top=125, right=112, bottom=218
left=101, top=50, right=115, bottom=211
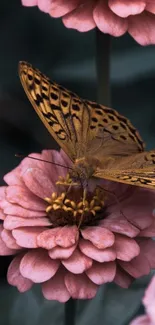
left=19, top=61, right=89, bottom=161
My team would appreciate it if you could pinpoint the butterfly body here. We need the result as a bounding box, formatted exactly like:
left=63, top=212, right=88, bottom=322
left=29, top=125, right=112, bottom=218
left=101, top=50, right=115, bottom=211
left=19, top=61, right=155, bottom=191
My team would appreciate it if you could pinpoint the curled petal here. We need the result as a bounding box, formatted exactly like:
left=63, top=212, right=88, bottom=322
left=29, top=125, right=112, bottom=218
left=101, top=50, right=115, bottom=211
left=86, top=261, right=116, bottom=285
left=42, top=268, right=70, bottom=302
left=12, top=227, right=47, bottom=248
left=7, top=254, right=33, bottom=292
left=20, top=249, right=60, bottom=282
left=114, top=267, right=133, bottom=288
left=22, top=168, right=55, bottom=199
left=81, top=226, right=115, bottom=249
left=62, top=248, right=92, bottom=274
left=6, top=185, right=46, bottom=210
left=109, top=0, right=146, bottom=18
left=115, top=234, right=140, bottom=261
left=93, top=0, right=128, bottom=36
left=49, top=243, right=77, bottom=259
left=63, top=0, right=96, bottom=32
left=119, top=252, right=150, bottom=278
left=1, top=229, right=21, bottom=249
left=55, top=225, right=79, bottom=247
left=65, top=273, right=98, bottom=299
left=4, top=215, right=50, bottom=230
left=37, top=227, right=61, bottom=249
left=79, top=239, right=116, bottom=262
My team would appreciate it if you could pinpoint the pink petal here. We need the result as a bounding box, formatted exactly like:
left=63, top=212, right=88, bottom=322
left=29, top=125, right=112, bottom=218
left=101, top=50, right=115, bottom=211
left=7, top=254, right=33, bottom=292
left=2, top=202, right=46, bottom=218
left=0, top=209, right=5, bottom=220
left=0, top=225, right=18, bottom=255
left=4, top=166, right=23, bottom=186
left=81, top=226, right=115, bottom=249
left=109, top=0, right=146, bottom=18
left=50, top=0, right=82, bottom=18
left=0, top=186, right=6, bottom=199
left=37, top=227, right=61, bottom=249
left=146, top=2, right=155, bottom=14
left=119, top=252, right=150, bottom=278
left=42, top=267, right=70, bottom=302
left=130, top=315, right=151, bottom=325
left=101, top=216, right=140, bottom=237
left=62, top=248, right=92, bottom=274
left=1, top=229, right=21, bottom=249
left=55, top=225, right=79, bottom=247
left=138, top=238, right=155, bottom=269
left=79, top=238, right=116, bottom=262
left=38, top=0, right=51, bottom=13
left=63, top=0, right=96, bottom=32
left=49, top=243, right=77, bottom=259
left=93, top=0, right=128, bottom=36
left=22, top=168, right=55, bottom=199
left=129, top=12, right=155, bottom=46
left=121, top=188, right=155, bottom=229
left=86, top=261, right=116, bottom=285
left=12, top=227, right=46, bottom=248
left=4, top=215, right=50, bottom=230
left=6, top=185, right=46, bottom=210
left=143, top=275, right=155, bottom=321
left=21, top=0, right=37, bottom=6
left=115, top=234, right=140, bottom=261
left=139, top=218, right=155, bottom=237
left=65, top=273, right=98, bottom=299
left=41, top=149, right=71, bottom=184
left=20, top=249, right=60, bottom=283
left=114, top=267, right=133, bottom=288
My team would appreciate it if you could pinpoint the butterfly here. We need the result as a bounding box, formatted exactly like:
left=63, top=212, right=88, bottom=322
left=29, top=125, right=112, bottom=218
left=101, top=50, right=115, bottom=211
left=19, top=61, right=155, bottom=192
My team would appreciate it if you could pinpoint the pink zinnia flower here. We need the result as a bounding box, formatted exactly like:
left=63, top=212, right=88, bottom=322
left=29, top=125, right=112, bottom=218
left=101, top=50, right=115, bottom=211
left=1, top=149, right=155, bottom=302
left=130, top=275, right=155, bottom=325
left=21, top=0, right=155, bottom=45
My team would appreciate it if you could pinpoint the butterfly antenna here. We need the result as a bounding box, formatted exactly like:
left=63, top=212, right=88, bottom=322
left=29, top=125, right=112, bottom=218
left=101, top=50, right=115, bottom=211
left=15, top=153, right=73, bottom=170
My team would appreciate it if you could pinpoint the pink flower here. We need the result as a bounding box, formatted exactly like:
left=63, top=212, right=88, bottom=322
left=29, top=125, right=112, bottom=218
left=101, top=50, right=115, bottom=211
left=130, top=275, right=155, bottom=325
left=21, top=0, right=155, bottom=45
left=1, top=149, right=155, bottom=302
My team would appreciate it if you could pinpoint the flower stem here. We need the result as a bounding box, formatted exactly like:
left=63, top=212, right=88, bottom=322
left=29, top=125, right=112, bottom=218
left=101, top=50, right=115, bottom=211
left=96, top=29, right=111, bottom=106
left=65, top=298, right=76, bottom=325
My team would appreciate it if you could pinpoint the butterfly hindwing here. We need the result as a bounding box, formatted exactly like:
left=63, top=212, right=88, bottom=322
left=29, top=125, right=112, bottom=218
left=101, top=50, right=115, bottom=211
left=94, top=150, right=155, bottom=189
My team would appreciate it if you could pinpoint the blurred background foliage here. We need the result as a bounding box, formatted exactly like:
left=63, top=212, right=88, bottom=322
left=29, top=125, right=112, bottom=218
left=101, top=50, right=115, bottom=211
left=0, top=1, right=155, bottom=324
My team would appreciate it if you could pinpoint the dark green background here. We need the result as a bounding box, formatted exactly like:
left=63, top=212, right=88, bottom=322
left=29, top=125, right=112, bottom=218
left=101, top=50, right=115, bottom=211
left=0, top=1, right=155, bottom=324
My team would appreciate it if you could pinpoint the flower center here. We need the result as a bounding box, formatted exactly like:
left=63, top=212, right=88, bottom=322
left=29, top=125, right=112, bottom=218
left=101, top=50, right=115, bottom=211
left=44, top=174, right=106, bottom=228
